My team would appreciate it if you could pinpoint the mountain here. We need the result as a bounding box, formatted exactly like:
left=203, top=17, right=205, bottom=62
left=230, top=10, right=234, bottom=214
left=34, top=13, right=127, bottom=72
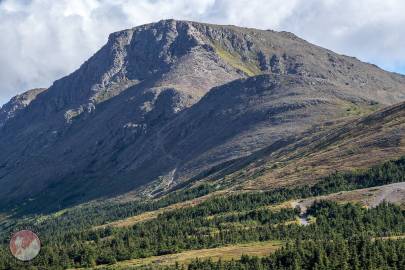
left=0, top=88, right=46, bottom=128
left=1, top=19, right=405, bottom=213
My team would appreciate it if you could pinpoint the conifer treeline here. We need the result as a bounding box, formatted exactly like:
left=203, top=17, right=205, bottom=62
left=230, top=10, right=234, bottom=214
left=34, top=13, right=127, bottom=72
left=155, top=238, right=404, bottom=270
left=0, top=201, right=403, bottom=269
left=1, top=157, right=405, bottom=269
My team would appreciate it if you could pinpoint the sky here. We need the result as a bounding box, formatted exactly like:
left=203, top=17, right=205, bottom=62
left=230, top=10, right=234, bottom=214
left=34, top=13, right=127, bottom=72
left=0, top=0, right=404, bottom=106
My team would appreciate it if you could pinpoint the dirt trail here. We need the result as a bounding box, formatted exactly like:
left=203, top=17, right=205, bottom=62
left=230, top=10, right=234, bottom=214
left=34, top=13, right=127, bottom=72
left=290, top=182, right=405, bottom=225
left=290, top=201, right=310, bottom=226
left=368, top=182, right=405, bottom=207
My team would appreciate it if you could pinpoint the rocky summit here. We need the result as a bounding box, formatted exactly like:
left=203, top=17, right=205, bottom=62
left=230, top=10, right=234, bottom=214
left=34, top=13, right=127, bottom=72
left=1, top=19, right=405, bottom=213
left=0, top=88, right=46, bottom=128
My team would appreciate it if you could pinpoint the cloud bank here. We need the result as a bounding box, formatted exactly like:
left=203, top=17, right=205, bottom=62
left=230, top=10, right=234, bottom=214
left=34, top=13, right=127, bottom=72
left=0, top=0, right=404, bottom=105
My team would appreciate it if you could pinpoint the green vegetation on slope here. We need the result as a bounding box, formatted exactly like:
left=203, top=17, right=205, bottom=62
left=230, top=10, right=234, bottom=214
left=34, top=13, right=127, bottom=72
left=1, top=156, right=405, bottom=269
left=1, top=155, right=403, bottom=234
left=158, top=237, right=405, bottom=270
left=212, top=42, right=262, bottom=76
left=2, top=201, right=402, bottom=269
left=311, top=156, right=405, bottom=195
left=342, top=100, right=380, bottom=117
left=0, top=183, right=219, bottom=240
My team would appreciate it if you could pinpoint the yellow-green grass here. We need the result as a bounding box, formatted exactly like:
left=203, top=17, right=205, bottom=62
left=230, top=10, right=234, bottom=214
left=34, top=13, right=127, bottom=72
left=93, top=190, right=230, bottom=230
left=212, top=42, right=261, bottom=76
left=94, top=196, right=306, bottom=231
left=206, top=200, right=296, bottom=222
left=342, top=102, right=379, bottom=117
left=78, top=240, right=282, bottom=269
left=373, top=235, right=405, bottom=241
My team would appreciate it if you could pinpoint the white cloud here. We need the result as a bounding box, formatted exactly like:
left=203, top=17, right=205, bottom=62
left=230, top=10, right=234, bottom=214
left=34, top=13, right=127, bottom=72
left=279, top=0, right=405, bottom=73
left=0, top=0, right=404, bottom=105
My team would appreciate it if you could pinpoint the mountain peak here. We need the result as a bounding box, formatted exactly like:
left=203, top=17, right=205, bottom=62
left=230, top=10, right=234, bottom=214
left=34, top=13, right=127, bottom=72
left=0, top=88, right=46, bottom=128
left=27, top=19, right=405, bottom=122
left=1, top=21, right=405, bottom=212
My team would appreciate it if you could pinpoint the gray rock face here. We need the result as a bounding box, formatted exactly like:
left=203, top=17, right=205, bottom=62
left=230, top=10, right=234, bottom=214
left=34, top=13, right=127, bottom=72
left=1, top=20, right=405, bottom=212
left=0, top=88, right=46, bottom=128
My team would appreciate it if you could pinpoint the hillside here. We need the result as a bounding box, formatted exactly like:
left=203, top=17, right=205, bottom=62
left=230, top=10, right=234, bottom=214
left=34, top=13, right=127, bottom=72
left=1, top=153, right=404, bottom=269
left=201, top=100, right=405, bottom=191
left=1, top=20, right=405, bottom=214
left=1, top=102, right=405, bottom=268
